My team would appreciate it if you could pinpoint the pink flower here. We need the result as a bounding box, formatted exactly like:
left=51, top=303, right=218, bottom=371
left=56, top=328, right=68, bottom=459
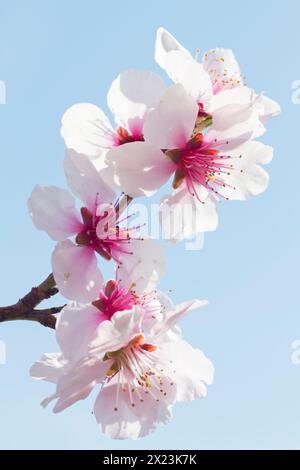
left=60, top=69, right=166, bottom=160
left=28, top=149, right=167, bottom=302
left=30, top=291, right=212, bottom=440
left=104, top=84, right=276, bottom=241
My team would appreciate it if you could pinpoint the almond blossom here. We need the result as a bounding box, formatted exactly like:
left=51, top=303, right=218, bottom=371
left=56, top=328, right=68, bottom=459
left=155, top=26, right=280, bottom=119
left=60, top=69, right=166, bottom=160
left=104, top=83, right=276, bottom=240
left=28, top=149, right=166, bottom=302
left=30, top=281, right=212, bottom=439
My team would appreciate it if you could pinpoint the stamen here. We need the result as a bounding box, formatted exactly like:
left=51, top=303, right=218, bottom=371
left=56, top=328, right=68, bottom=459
left=169, top=132, right=239, bottom=199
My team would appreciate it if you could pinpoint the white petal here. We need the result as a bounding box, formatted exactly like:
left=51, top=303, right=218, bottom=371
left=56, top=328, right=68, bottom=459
left=160, top=340, right=214, bottom=402
left=28, top=185, right=82, bottom=241
left=209, top=86, right=280, bottom=138
left=56, top=303, right=102, bottom=364
left=117, top=239, right=167, bottom=295
left=203, top=48, right=243, bottom=93
left=30, top=353, right=69, bottom=384
left=255, top=94, right=281, bottom=122
left=219, top=140, right=273, bottom=200
left=52, top=356, right=107, bottom=413
left=89, top=308, right=144, bottom=356
left=155, top=27, right=191, bottom=69
left=155, top=28, right=212, bottom=102
left=209, top=86, right=254, bottom=110
left=160, top=184, right=218, bottom=241
left=64, top=149, right=115, bottom=210
left=209, top=89, right=266, bottom=139
left=144, top=84, right=198, bottom=150
left=94, top=380, right=174, bottom=440
left=107, top=69, right=166, bottom=129
left=61, top=103, right=115, bottom=158
left=52, top=240, right=103, bottom=302
left=104, top=142, right=175, bottom=197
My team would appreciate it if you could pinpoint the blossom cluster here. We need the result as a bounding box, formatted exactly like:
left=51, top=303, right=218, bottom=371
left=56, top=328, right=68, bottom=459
left=28, top=28, right=280, bottom=439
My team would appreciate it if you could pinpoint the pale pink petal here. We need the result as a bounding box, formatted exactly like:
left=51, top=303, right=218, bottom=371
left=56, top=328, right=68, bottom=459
left=160, top=184, right=218, bottom=241
left=30, top=353, right=69, bottom=384
left=117, top=239, right=167, bottom=295
left=107, top=69, right=166, bottom=129
left=155, top=28, right=212, bottom=102
left=93, top=380, right=174, bottom=440
left=209, top=86, right=279, bottom=138
left=142, top=291, right=181, bottom=343
left=56, top=304, right=103, bottom=364
left=209, top=86, right=255, bottom=111
left=28, top=185, right=82, bottom=241
left=164, top=51, right=213, bottom=103
left=205, top=129, right=255, bottom=154
left=149, top=299, right=208, bottom=339
left=64, top=149, right=115, bottom=210
left=104, top=142, right=175, bottom=197
left=255, top=94, right=281, bottom=122
left=52, top=240, right=103, bottom=303
left=208, top=89, right=266, bottom=140
left=216, top=141, right=273, bottom=200
left=61, top=103, right=115, bottom=158
left=143, top=84, right=198, bottom=150
left=159, top=340, right=214, bottom=402
left=203, top=48, right=243, bottom=93
left=51, top=356, right=107, bottom=413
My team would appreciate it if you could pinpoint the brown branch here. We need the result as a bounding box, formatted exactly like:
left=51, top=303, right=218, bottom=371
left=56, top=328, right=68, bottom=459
left=0, top=273, right=63, bottom=329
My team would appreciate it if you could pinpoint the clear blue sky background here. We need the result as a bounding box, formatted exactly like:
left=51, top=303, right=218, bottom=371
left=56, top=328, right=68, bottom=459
left=0, top=0, right=299, bottom=450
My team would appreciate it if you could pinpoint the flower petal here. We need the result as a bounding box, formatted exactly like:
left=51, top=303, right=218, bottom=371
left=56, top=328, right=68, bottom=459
left=52, top=240, right=103, bottom=302
left=94, top=380, right=174, bottom=440
left=117, top=239, right=167, bottom=295
left=104, top=142, right=175, bottom=197
left=160, top=185, right=218, bottom=241
left=216, top=141, right=273, bottom=200
left=30, top=353, right=69, bottom=384
left=61, top=103, right=115, bottom=158
left=107, top=69, right=166, bottom=129
left=203, top=48, right=243, bottom=93
left=89, top=307, right=144, bottom=356
left=155, top=27, right=191, bottom=70
left=255, top=94, right=281, bottom=122
left=56, top=303, right=103, bottom=364
left=64, top=149, right=115, bottom=210
left=51, top=356, right=107, bottom=413
left=155, top=28, right=212, bottom=102
left=149, top=299, right=208, bottom=339
left=28, top=185, right=82, bottom=241
left=209, top=86, right=280, bottom=138
left=160, top=340, right=214, bottom=402
left=144, top=84, right=198, bottom=150
left=165, top=51, right=212, bottom=102
left=209, top=89, right=266, bottom=139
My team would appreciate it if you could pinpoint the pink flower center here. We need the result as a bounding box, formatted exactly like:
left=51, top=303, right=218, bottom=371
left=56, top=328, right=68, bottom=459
left=75, top=197, right=137, bottom=263
left=92, top=280, right=136, bottom=321
left=92, top=279, right=162, bottom=322
left=168, top=133, right=240, bottom=202
left=115, top=127, right=144, bottom=146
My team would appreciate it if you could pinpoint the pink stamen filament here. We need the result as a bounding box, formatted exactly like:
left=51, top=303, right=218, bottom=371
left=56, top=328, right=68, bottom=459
left=174, top=133, right=242, bottom=201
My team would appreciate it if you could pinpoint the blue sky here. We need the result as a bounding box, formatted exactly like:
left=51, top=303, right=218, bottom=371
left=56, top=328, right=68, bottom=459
left=0, top=0, right=299, bottom=450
